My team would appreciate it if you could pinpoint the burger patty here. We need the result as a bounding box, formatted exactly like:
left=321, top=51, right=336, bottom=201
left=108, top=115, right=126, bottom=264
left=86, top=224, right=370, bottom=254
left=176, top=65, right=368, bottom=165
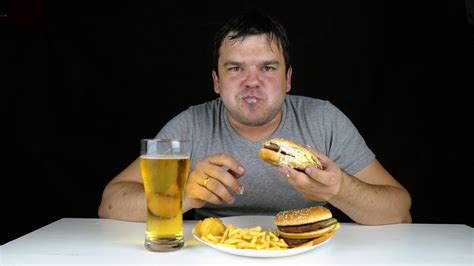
left=264, top=142, right=281, bottom=152
left=282, top=238, right=314, bottom=247
left=277, top=218, right=338, bottom=233
left=264, top=142, right=292, bottom=156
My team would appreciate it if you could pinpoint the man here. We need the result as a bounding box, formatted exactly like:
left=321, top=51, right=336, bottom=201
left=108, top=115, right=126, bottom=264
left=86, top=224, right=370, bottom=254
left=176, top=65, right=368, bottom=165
left=99, top=12, right=412, bottom=225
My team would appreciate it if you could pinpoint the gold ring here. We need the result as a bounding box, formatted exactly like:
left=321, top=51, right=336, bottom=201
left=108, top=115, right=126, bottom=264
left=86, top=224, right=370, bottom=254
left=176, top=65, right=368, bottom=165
left=203, top=177, right=210, bottom=188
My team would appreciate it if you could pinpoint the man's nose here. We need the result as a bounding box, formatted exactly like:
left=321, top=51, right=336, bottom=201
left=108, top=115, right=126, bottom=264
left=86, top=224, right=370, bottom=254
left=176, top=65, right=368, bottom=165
left=244, top=68, right=261, bottom=87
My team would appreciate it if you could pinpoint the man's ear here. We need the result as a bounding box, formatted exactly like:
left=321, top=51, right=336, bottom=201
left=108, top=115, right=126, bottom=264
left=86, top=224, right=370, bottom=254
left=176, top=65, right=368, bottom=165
left=212, top=70, right=220, bottom=94
left=286, top=66, right=292, bottom=92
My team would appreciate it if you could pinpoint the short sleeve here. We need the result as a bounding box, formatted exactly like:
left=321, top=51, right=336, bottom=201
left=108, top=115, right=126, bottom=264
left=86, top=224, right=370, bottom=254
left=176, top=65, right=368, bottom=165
left=323, top=102, right=375, bottom=175
left=155, top=109, right=194, bottom=142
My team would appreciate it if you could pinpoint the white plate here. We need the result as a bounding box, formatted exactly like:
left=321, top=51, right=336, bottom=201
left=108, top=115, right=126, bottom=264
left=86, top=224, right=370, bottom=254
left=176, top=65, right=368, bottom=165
left=192, top=215, right=331, bottom=258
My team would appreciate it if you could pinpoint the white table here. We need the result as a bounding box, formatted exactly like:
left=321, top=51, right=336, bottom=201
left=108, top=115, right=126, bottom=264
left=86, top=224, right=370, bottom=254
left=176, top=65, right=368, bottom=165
left=1, top=217, right=472, bottom=265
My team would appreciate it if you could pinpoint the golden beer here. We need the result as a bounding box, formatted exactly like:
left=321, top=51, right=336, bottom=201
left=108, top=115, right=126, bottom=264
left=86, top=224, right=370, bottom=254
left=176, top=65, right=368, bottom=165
left=140, top=143, right=190, bottom=252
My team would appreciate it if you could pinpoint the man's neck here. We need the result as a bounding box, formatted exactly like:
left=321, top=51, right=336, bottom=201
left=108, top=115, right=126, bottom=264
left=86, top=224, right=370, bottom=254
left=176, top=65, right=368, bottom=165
left=227, top=111, right=283, bottom=142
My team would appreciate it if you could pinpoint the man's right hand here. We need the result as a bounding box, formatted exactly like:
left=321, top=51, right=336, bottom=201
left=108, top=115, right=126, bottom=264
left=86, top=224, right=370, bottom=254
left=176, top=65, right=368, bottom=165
left=184, top=153, right=245, bottom=211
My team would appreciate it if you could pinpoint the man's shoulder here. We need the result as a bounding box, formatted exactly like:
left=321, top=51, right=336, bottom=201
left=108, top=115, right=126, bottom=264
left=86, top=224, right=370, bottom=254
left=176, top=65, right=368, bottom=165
left=158, top=98, right=221, bottom=138
left=188, top=98, right=221, bottom=112
left=165, top=98, right=220, bottom=124
left=286, top=94, right=332, bottom=110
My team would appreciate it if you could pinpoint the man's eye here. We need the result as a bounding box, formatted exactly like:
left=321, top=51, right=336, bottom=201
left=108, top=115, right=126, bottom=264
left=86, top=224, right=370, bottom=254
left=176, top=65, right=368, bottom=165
left=228, top=67, right=242, bottom=72
left=262, top=66, right=276, bottom=72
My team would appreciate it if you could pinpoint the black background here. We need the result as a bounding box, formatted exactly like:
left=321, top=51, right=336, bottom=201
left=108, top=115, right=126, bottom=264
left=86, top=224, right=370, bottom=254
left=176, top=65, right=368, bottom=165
left=2, top=1, right=472, bottom=245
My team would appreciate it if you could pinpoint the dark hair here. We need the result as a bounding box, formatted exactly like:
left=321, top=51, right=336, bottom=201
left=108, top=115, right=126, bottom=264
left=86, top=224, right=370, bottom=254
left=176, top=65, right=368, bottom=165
left=212, top=11, right=291, bottom=74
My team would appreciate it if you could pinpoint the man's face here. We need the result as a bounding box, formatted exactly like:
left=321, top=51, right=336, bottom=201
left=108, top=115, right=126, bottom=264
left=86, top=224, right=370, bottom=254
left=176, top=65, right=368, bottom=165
left=212, top=34, right=292, bottom=127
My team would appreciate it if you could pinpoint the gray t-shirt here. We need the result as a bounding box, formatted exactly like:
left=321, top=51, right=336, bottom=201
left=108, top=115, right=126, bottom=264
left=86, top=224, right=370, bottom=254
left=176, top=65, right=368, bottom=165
left=156, top=95, right=375, bottom=218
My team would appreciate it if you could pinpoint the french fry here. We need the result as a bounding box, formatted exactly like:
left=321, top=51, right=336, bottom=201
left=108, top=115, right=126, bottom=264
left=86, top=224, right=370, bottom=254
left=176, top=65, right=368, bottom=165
left=206, top=234, right=221, bottom=243
left=197, top=219, right=289, bottom=250
left=216, top=243, right=237, bottom=248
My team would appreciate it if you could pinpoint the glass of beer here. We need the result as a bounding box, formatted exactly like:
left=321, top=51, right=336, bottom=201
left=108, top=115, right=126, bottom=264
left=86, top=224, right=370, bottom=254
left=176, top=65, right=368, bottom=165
left=139, top=139, right=191, bottom=252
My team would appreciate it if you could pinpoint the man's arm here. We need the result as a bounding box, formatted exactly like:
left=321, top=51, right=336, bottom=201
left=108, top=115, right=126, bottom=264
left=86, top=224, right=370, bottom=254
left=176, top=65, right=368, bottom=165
left=98, top=157, right=195, bottom=221
left=279, top=153, right=412, bottom=225
left=99, top=153, right=244, bottom=221
left=329, top=159, right=412, bottom=225
left=98, top=158, right=148, bottom=221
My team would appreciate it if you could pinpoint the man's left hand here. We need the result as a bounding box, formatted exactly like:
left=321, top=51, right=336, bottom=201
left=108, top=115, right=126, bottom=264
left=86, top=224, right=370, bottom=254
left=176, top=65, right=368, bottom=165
left=277, top=147, right=343, bottom=201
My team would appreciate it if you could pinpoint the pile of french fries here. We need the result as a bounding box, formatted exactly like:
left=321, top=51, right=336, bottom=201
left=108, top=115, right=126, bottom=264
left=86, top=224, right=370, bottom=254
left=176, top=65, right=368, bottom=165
left=199, top=223, right=289, bottom=250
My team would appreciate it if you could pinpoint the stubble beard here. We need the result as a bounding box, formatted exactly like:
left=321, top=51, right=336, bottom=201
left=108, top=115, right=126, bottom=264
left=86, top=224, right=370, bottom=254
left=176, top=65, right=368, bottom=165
left=228, top=102, right=282, bottom=127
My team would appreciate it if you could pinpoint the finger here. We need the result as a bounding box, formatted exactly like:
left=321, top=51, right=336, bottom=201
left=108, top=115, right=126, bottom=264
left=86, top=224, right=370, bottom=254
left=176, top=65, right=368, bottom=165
left=315, top=153, right=332, bottom=165
left=277, top=165, right=292, bottom=178
left=227, top=169, right=245, bottom=194
left=201, top=154, right=245, bottom=194
left=278, top=165, right=311, bottom=183
left=227, top=169, right=242, bottom=179
left=189, top=184, right=223, bottom=205
left=202, top=177, right=235, bottom=204
left=206, top=153, right=245, bottom=176
left=279, top=165, right=322, bottom=189
left=305, top=166, right=339, bottom=186
left=279, top=165, right=339, bottom=201
left=201, top=164, right=243, bottom=194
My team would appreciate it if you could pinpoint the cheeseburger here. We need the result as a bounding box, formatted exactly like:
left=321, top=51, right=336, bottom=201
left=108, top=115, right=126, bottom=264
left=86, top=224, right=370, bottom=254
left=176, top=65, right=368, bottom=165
left=275, top=206, right=340, bottom=248
left=259, top=138, right=323, bottom=171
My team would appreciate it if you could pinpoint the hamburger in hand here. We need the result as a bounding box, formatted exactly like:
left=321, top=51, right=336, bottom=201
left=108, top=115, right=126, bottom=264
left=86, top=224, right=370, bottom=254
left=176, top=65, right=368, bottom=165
left=259, top=138, right=323, bottom=171
left=275, top=206, right=340, bottom=248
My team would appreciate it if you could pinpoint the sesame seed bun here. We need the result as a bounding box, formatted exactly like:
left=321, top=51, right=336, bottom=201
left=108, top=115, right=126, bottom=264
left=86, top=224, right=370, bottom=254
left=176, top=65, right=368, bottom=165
left=259, top=138, right=323, bottom=170
left=274, top=206, right=332, bottom=226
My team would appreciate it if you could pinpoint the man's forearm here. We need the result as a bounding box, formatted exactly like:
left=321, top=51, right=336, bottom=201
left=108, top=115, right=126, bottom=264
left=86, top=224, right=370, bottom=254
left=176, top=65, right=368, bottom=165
left=329, top=172, right=412, bottom=225
left=98, top=182, right=147, bottom=222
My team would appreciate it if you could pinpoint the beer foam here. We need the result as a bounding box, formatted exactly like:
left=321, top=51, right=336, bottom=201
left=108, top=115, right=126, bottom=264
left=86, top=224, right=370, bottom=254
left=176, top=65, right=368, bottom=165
left=140, top=154, right=190, bottom=159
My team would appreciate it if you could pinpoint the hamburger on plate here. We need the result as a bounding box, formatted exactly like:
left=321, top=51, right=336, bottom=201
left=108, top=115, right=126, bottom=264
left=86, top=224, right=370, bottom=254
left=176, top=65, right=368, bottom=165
left=274, top=206, right=340, bottom=248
